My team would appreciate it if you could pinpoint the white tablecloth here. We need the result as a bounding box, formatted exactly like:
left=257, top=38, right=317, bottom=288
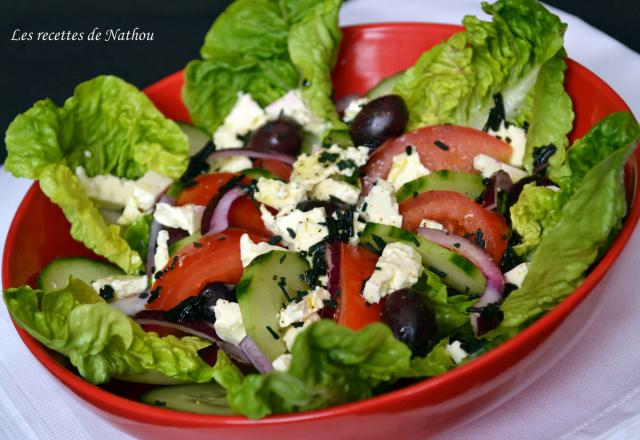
left=1, top=1, right=639, bottom=438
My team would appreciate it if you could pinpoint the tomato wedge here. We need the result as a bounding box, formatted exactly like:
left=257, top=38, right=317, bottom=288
left=336, top=243, right=383, bottom=330
left=147, top=229, right=269, bottom=311
left=253, top=159, right=292, bottom=181
left=363, top=125, right=512, bottom=191
left=228, top=197, right=272, bottom=236
left=400, top=190, right=509, bottom=263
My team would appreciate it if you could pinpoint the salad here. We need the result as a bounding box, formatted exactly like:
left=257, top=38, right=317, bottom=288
left=3, top=0, right=640, bottom=419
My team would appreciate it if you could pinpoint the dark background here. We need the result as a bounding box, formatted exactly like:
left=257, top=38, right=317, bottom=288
left=2, top=0, right=639, bottom=164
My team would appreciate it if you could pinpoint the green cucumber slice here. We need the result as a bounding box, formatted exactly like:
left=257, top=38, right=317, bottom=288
left=359, top=223, right=485, bottom=294
left=177, top=122, right=211, bottom=155
left=236, top=251, right=310, bottom=361
left=169, top=232, right=202, bottom=256
left=365, top=71, right=405, bottom=100
left=38, top=257, right=123, bottom=292
left=140, top=383, right=233, bottom=415
left=240, top=168, right=281, bottom=181
left=396, top=170, right=485, bottom=202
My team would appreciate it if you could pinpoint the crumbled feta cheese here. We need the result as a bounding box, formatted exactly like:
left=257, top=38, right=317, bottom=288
left=446, top=340, right=469, bottom=364
left=154, top=230, right=170, bottom=271
left=290, top=144, right=369, bottom=191
left=279, top=288, right=330, bottom=328
left=504, top=262, right=530, bottom=288
left=208, top=155, right=253, bottom=173
left=265, top=89, right=327, bottom=136
left=310, top=178, right=360, bottom=205
left=75, top=167, right=136, bottom=208
left=239, top=233, right=286, bottom=268
left=342, top=97, right=369, bottom=123
left=282, top=313, right=321, bottom=351
left=117, top=171, right=173, bottom=225
left=387, top=147, right=430, bottom=191
left=91, top=275, right=148, bottom=300
left=419, top=219, right=445, bottom=230
left=254, top=178, right=307, bottom=212
left=260, top=205, right=329, bottom=252
left=362, top=242, right=422, bottom=304
left=153, top=203, right=205, bottom=235
left=487, top=121, right=527, bottom=167
left=272, top=353, right=293, bottom=372
left=213, top=93, right=267, bottom=150
left=213, top=299, right=247, bottom=346
left=473, top=154, right=528, bottom=182
left=546, top=185, right=560, bottom=192
left=359, top=179, right=403, bottom=227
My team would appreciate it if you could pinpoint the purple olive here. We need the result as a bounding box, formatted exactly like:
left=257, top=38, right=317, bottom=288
left=349, top=95, right=408, bottom=149
left=382, top=289, right=437, bottom=356
left=247, top=117, right=303, bottom=156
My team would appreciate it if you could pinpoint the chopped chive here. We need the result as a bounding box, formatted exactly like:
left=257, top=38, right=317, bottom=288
left=278, top=277, right=291, bottom=301
left=266, top=326, right=280, bottom=340
left=474, top=229, right=486, bottom=249
left=428, top=266, right=447, bottom=278
left=291, top=321, right=304, bottom=328
left=405, top=145, right=413, bottom=155
left=268, top=235, right=282, bottom=245
left=146, top=287, right=161, bottom=304
left=453, top=242, right=461, bottom=248
left=193, top=241, right=203, bottom=248
left=153, top=400, right=167, bottom=407
left=371, top=234, right=387, bottom=251
left=434, top=140, right=450, bottom=151
left=286, top=228, right=297, bottom=239
left=323, top=299, right=337, bottom=308
left=279, top=254, right=287, bottom=264
left=99, top=285, right=114, bottom=302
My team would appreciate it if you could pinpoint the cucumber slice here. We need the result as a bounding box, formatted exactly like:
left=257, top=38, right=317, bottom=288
left=169, top=232, right=202, bottom=256
left=359, top=223, right=485, bottom=294
left=177, top=122, right=211, bottom=156
left=236, top=251, right=310, bottom=361
left=140, top=383, right=233, bottom=415
left=396, top=170, right=485, bottom=202
left=240, top=168, right=281, bottom=181
left=365, top=71, right=404, bottom=100
left=38, top=257, right=123, bottom=292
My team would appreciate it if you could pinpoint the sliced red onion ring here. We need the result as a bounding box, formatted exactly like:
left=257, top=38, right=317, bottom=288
left=482, top=170, right=513, bottom=210
left=111, top=294, right=149, bottom=316
left=201, top=187, right=245, bottom=235
left=320, top=242, right=341, bottom=320
left=208, top=148, right=296, bottom=165
left=417, top=227, right=504, bottom=336
left=239, top=336, right=273, bottom=373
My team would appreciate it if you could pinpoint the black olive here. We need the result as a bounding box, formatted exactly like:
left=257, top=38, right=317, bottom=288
left=381, top=288, right=437, bottom=356
left=246, top=117, right=303, bottom=156
left=349, top=95, right=408, bottom=149
left=164, top=283, right=235, bottom=323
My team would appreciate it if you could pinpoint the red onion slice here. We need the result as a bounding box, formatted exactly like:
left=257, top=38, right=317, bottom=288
left=208, top=148, right=296, bottom=165
left=201, top=187, right=245, bottom=235
left=239, top=336, right=273, bottom=373
left=321, top=242, right=341, bottom=319
left=482, top=170, right=513, bottom=210
left=417, top=227, right=505, bottom=336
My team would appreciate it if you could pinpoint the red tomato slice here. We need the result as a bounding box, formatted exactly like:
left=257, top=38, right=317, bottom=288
left=400, top=190, right=509, bottom=263
left=147, top=229, right=269, bottom=311
left=336, top=243, right=383, bottom=330
left=228, top=197, right=272, bottom=236
left=363, top=125, right=512, bottom=191
left=253, top=159, right=292, bottom=181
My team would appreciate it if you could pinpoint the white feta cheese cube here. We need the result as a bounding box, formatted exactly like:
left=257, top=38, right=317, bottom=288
left=265, top=89, right=327, bottom=136
left=153, top=203, right=205, bottom=235
left=75, top=167, right=136, bottom=208
left=473, top=154, right=528, bottom=182
left=387, top=147, right=430, bottom=191
left=213, top=93, right=267, bottom=150
left=208, top=155, right=253, bottom=173
left=91, top=275, right=148, bottom=300
left=419, top=219, right=445, bottom=230
left=254, top=178, right=307, bottom=212
left=446, top=340, right=469, bottom=364
left=272, top=353, right=293, bottom=372
left=504, top=262, right=530, bottom=288
left=290, top=144, right=369, bottom=191
left=154, top=229, right=170, bottom=271
left=359, top=179, right=403, bottom=227
left=282, top=313, right=321, bottom=351
left=486, top=121, right=527, bottom=167
left=310, top=179, right=360, bottom=205
left=362, top=242, right=422, bottom=304
left=239, top=233, right=286, bottom=268
left=260, top=205, right=329, bottom=252
left=342, top=97, right=369, bottom=123
left=133, top=171, right=173, bottom=211
left=279, top=288, right=330, bottom=328
left=213, top=299, right=247, bottom=346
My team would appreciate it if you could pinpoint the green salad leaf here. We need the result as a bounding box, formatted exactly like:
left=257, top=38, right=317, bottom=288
left=183, top=0, right=344, bottom=135
left=122, top=214, right=152, bottom=263
left=393, top=0, right=571, bottom=169
left=4, top=76, right=189, bottom=273
left=409, top=338, right=456, bottom=377
left=509, top=184, right=558, bottom=256
left=4, top=279, right=214, bottom=385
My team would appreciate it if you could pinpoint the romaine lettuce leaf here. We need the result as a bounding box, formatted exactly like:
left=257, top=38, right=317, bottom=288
left=409, top=338, right=456, bottom=377
left=5, top=76, right=188, bottom=273
left=3, top=279, right=214, bottom=385
left=183, top=0, right=343, bottom=135
left=509, top=184, right=558, bottom=256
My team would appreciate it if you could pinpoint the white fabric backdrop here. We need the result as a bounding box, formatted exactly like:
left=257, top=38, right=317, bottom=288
left=0, top=1, right=638, bottom=438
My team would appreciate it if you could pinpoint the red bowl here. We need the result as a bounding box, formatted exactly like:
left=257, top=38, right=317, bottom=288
left=3, top=23, right=639, bottom=439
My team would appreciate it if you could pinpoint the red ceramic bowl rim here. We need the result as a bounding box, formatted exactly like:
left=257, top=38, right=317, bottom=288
left=3, top=22, right=639, bottom=428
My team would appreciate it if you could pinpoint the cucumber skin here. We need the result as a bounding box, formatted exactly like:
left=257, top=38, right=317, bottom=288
left=365, top=71, right=404, bottom=100
left=396, top=170, right=485, bottom=202
left=140, top=383, right=233, bottom=415
left=38, top=257, right=123, bottom=292
left=359, top=223, right=485, bottom=294
left=177, top=122, right=210, bottom=156
left=236, top=251, right=310, bottom=361
left=169, top=233, right=202, bottom=256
